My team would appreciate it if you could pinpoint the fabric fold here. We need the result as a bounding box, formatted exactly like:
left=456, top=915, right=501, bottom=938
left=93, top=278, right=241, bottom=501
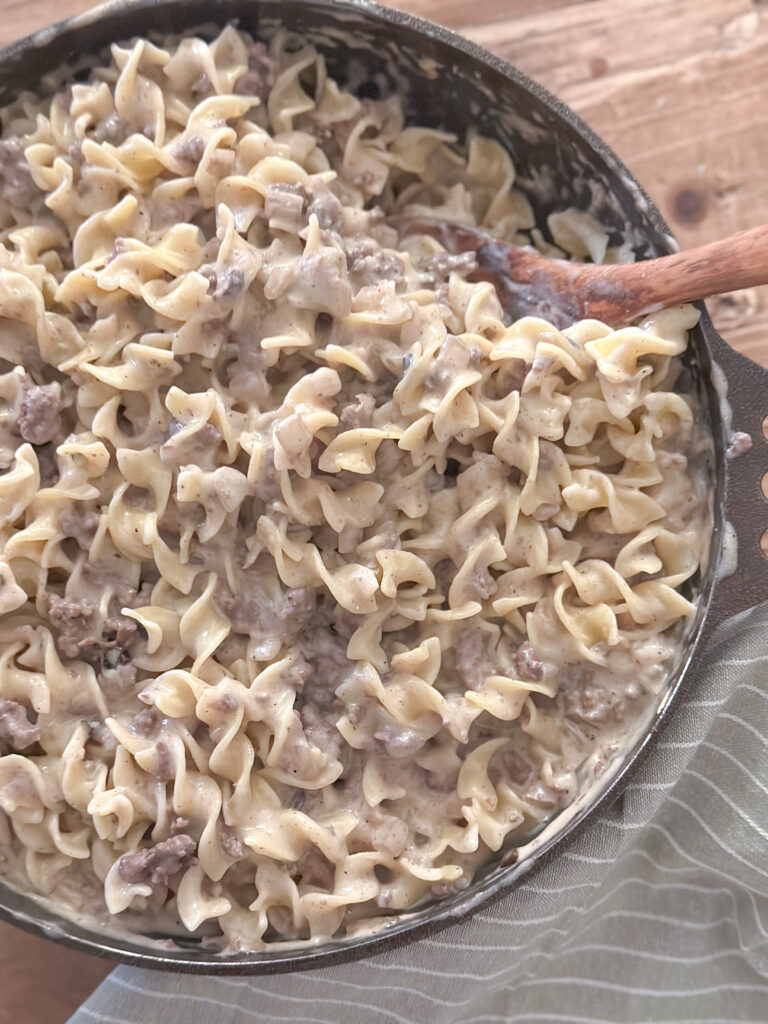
left=68, top=602, right=768, bottom=1024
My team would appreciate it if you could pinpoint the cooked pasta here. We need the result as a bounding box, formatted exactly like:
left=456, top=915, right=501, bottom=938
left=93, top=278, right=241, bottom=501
left=0, top=26, right=710, bottom=950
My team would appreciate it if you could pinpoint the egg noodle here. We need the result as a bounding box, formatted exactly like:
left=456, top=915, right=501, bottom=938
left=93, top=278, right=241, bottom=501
left=0, top=27, right=710, bottom=949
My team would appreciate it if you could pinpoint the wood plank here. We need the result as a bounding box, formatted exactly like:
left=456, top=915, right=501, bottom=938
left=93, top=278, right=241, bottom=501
left=0, top=0, right=93, bottom=47
left=3, top=0, right=766, bottom=364
left=467, top=0, right=744, bottom=90
left=462, top=0, right=768, bottom=365
left=398, top=0, right=578, bottom=29
left=0, top=920, right=111, bottom=1024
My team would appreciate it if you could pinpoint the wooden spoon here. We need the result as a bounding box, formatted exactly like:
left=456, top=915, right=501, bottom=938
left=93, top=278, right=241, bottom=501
left=394, top=217, right=768, bottom=329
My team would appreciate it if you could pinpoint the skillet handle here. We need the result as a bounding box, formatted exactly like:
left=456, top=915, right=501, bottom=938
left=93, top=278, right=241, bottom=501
left=706, top=322, right=768, bottom=620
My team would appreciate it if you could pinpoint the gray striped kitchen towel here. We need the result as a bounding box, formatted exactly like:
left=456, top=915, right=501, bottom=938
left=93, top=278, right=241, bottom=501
left=68, top=602, right=768, bottom=1024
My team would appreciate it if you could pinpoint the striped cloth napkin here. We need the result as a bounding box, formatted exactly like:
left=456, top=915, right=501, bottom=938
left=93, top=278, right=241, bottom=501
left=68, top=602, right=768, bottom=1024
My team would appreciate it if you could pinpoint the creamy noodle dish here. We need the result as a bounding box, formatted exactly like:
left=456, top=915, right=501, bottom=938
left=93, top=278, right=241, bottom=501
left=0, top=27, right=710, bottom=950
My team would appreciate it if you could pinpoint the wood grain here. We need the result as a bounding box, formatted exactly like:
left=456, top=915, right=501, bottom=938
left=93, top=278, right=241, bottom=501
left=2, top=0, right=766, bottom=364
left=468, top=0, right=768, bottom=364
left=409, top=0, right=768, bottom=365
left=0, top=0, right=767, bottom=1020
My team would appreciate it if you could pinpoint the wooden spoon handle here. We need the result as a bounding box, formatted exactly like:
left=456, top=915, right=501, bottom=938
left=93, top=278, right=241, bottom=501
left=572, top=224, right=768, bottom=323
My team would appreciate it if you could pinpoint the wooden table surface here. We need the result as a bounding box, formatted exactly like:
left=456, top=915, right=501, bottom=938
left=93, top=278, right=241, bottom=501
left=1, top=0, right=767, bottom=1021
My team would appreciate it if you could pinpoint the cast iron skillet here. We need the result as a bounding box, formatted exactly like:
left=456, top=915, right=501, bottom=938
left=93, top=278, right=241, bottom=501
left=1, top=0, right=767, bottom=975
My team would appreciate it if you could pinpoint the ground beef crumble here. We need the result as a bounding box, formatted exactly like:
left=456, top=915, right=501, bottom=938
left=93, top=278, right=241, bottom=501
left=117, top=834, right=197, bottom=887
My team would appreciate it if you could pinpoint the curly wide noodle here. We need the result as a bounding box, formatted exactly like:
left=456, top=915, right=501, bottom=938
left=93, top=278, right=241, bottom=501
left=0, top=27, right=710, bottom=950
